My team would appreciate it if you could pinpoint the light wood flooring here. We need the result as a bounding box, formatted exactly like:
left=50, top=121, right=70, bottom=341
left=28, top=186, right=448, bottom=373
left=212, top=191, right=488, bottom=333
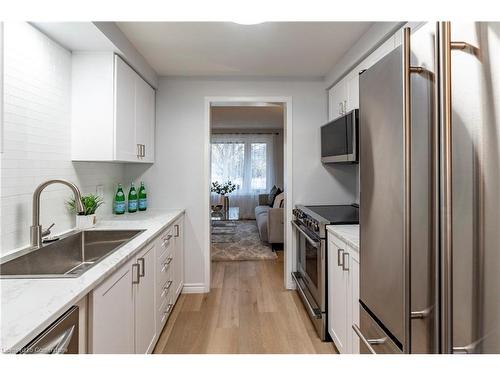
left=153, top=252, right=336, bottom=354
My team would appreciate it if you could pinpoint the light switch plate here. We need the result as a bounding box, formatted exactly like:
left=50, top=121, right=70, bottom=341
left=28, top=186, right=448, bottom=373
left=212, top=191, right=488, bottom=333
left=96, top=185, right=104, bottom=197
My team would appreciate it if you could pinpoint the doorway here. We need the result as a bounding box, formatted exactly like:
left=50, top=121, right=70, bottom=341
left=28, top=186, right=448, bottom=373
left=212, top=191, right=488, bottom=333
left=203, top=96, right=294, bottom=290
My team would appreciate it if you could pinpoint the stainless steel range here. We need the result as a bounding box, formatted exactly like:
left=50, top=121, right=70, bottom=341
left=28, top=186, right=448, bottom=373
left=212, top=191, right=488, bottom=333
left=292, top=204, right=359, bottom=340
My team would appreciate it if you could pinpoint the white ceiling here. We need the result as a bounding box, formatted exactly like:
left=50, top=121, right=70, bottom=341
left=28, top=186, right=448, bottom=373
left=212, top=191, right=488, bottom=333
left=116, top=22, right=373, bottom=78
left=211, top=106, right=284, bottom=130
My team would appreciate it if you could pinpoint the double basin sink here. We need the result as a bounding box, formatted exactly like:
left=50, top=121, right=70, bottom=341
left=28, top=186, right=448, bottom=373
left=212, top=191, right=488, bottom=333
left=0, top=229, right=144, bottom=279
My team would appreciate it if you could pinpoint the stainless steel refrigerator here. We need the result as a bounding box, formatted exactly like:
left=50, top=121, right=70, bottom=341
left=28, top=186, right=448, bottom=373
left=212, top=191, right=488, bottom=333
left=356, top=22, right=500, bottom=354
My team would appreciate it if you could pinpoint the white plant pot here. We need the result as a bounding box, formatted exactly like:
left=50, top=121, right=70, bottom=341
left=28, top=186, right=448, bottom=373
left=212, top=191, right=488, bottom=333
left=76, top=214, right=96, bottom=230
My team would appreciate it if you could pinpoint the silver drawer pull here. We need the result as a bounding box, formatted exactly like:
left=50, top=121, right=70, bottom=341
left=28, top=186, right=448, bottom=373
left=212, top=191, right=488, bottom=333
left=165, top=303, right=174, bottom=314
left=342, top=252, right=349, bottom=271
left=352, top=324, right=387, bottom=354
left=337, top=248, right=344, bottom=267
left=161, top=257, right=173, bottom=272
left=161, top=280, right=173, bottom=297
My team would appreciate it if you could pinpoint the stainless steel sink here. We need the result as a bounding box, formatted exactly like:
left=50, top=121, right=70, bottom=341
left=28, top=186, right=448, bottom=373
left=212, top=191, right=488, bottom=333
left=0, top=230, right=144, bottom=279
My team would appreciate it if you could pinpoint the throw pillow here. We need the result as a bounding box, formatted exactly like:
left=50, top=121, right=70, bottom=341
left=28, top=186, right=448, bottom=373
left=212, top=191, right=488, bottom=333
left=273, top=191, right=285, bottom=208
left=267, top=185, right=278, bottom=206
left=269, top=187, right=282, bottom=207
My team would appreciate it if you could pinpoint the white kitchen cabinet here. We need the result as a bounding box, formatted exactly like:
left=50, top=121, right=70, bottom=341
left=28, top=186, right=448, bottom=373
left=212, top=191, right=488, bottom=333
left=328, top=77, right=348, bottom=121
left=173, top=217, right=184, bottom=300
left=90, top=245, right=157, bottom=354
left=90, top=257, right=135, bottom=354
left=327, top=231, right=360, bottom=354
left=134, top=244, right=157, bottom=354
left=71, top=52, right=155, bottom=163
left=115, top=56, right=137, bottom=162
left=346, top=70, right=360, bottom=112
left=134, top=73, right=155, bottom=163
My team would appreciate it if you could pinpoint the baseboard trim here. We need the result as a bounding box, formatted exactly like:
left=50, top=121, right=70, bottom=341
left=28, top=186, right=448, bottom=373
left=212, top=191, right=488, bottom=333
left=182, top=283, right=208, bottom=294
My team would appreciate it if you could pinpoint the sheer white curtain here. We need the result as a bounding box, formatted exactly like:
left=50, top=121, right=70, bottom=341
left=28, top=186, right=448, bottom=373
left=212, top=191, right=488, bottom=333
left=211, top=133, right=277, bottom=219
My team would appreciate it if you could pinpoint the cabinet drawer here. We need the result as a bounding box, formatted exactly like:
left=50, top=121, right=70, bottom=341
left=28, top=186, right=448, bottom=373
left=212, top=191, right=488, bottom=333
left=157, top=248, right=174, bottom=286
left=156, top=292, right=174, bottom=332
left=156, top=227, right=174, bottom=256
left=157, top=272, right=174, bottom=309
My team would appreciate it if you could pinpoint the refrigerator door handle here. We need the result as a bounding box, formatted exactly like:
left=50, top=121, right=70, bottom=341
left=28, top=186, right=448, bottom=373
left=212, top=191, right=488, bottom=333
left=352, top=324, right=387, bottom=354
left=437, top=21, right=481, bottom=354
left=402, top=26, right=424, bottom=352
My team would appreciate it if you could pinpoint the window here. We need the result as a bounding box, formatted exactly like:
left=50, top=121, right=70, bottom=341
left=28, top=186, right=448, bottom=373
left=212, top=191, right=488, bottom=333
left=211, top=134, right=275, bottom=194
left=251, top=143, right=267, bottom=190
left=211, top=143, right=244, bottom=189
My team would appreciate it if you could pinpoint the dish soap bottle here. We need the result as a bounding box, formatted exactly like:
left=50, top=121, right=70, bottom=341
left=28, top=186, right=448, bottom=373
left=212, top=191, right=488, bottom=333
left=138, top=182, right=147, bottom=211
left=114, top=184, right=126, bottom=215
left=128, top=183, right=138, bottom=213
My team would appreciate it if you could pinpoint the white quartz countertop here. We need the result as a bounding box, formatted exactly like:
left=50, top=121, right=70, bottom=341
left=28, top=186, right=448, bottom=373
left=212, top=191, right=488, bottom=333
left=326, top=224, right=359, bottom=251
left=0, top=209, right=184, bottom=353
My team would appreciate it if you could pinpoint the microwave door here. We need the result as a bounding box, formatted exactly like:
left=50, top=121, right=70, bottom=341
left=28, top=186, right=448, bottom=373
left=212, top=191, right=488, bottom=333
left=321, top=116, right=348, bottom=163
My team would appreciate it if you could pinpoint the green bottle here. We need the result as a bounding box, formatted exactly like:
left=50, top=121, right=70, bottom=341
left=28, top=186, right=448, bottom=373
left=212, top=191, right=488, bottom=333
left=114, top=184, right=126, bottom=215
left=128, top=182, right=138, bottom=213
left=138, top=182, right=147, bottom=211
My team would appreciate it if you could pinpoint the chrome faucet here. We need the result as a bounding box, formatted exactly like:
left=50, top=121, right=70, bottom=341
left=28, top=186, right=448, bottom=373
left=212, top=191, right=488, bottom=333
left=30, top=179, right=85, bottom=248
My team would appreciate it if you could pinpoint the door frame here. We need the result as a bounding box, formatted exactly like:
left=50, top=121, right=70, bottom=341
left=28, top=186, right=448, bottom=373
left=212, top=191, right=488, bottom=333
left=204, top=96, right=295, bottom=291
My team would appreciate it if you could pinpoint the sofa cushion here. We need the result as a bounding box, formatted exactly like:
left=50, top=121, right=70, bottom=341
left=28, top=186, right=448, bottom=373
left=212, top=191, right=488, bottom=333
left=255, top=205, right=270, bottom=217
left=255, top=208, right=269, bottom=242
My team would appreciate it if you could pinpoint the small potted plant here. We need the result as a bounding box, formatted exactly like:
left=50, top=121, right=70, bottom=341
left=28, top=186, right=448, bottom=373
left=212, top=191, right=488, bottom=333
left=67, top=194, right=104, bottom=229
left=211, top=181, right=237, bottom=211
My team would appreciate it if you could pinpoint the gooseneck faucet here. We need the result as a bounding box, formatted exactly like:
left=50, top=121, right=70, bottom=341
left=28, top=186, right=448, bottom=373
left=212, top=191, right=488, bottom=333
left=30, top=179, right=85, bottom=248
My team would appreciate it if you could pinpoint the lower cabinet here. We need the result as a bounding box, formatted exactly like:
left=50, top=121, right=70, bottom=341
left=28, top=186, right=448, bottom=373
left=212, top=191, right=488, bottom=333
left=327, top=232, right=360, bottom=354
left=134, top=244, right=157, bottom=354
left=89, top=214, right=184, bottom=354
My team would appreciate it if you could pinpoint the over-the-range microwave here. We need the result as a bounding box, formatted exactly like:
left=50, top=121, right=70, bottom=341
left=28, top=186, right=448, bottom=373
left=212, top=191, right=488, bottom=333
left=320, top=109, right=359, bottom=164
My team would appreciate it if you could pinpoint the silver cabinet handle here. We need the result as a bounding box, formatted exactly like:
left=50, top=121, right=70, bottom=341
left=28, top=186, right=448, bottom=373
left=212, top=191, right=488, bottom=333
left=136, top=144, right=141, bottom=158
left=161, top=280, right=173, bottom=297
left=165, top=303, right=174, bottom=314
left=352, top=324, right=387, bottom=354
left=142, top=144, right=145, bottom=157
left=343, top=100, right=347, bottom=114
left=161, top=257, right=173, bottom=272
left=132, top=263, right=140, bottom=284
left=338, top=102, right=343, bottom=115
left=342, top=252, right=349, bottom=271
left=174, top=224, right=179, bottom=237
left=337, top=248, right=344, bottom=267
left=138, top=257, right=145, bottom=277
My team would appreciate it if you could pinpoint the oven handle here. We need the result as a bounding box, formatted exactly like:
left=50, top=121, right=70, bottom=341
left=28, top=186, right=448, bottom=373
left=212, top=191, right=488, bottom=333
left=291, top=221, right=321, bottom=247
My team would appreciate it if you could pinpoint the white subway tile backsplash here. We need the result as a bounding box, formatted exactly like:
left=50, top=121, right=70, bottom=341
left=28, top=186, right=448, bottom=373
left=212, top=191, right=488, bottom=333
left=0, top=22, right=125, bottom=256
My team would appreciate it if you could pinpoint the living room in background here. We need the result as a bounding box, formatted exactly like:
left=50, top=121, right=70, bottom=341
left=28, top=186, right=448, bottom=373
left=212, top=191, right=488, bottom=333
left=209, top=102, right=285, bottom=263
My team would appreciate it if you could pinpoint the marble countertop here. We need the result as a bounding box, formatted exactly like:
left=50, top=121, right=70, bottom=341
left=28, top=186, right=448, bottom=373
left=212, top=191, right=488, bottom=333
left=0, top=209, right=184, bottom=353
left=326, top=224, right=359, bottom=251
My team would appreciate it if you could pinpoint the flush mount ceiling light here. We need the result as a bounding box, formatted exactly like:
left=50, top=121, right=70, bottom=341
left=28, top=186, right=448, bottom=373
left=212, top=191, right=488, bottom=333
left=232, top=20, right=266, bottom=25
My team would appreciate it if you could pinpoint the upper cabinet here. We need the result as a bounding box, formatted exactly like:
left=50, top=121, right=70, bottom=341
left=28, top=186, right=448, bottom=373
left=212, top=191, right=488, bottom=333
left=71, top=53, right=155, bottom=163
left=327, top=34, right=397, bottom=122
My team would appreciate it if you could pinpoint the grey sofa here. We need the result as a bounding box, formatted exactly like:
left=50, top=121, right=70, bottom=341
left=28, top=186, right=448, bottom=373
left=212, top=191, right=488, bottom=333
left=255, top=193, right=284, bottom=244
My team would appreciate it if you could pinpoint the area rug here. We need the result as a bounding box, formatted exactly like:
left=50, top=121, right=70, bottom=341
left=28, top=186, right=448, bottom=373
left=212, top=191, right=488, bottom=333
left=211, top=220, right=278, bottom=261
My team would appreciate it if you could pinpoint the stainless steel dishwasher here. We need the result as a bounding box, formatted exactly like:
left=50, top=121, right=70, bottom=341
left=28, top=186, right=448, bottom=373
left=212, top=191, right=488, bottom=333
left=19, top=306, right=79, bottom=354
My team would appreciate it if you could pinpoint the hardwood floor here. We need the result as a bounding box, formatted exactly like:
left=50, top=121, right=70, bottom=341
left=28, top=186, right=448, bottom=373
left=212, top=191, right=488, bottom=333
left=153, top=252, right=336, bottom=354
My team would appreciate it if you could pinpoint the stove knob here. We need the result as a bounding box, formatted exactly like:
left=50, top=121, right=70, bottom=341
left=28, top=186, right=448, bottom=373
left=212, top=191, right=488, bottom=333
left=314, top=223, right=319, bottom=231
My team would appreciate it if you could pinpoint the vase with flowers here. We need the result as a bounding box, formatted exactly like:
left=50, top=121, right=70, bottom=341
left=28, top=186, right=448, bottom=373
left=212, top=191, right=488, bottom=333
left=211, top=181, right=237, bottom=212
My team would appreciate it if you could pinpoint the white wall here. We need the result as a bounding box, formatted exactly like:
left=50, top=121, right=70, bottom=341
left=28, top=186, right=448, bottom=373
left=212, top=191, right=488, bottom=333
left=125, top=78, right=357, bottom=290
left=0, top=22, right=124, bottom=256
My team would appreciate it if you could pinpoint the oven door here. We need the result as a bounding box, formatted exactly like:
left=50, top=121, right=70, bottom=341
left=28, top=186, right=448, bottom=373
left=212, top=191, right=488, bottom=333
left=293, top=220, right=325, bottom=310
